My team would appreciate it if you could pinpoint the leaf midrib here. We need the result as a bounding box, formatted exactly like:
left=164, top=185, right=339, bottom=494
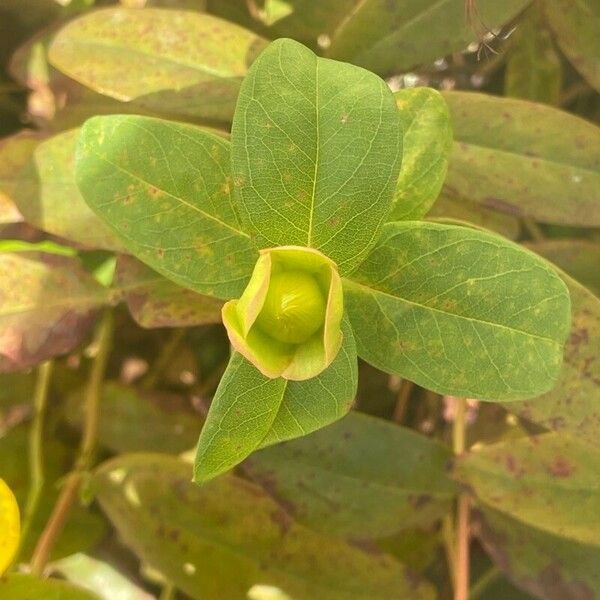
left=343, top=278, right=560, bottom=345
left=87, top=147, right=251, bottom=239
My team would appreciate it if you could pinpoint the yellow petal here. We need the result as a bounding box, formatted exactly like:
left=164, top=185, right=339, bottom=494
left=0, top=478, right=20, bottom=575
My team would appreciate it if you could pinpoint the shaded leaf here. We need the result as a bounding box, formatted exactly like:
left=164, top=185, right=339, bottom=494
left=50, top=553, right=154, bottom=600
left=525, top=239, right=600, bottom=296
left=114, top=256, right=223, bottom=329
left=476, top=507, right=600, bottom=600
left=325, top=0, right=531, bottom=74
left=49, top=8, right=267, bottom=122
left=13, top=129, right=126, bottom=252
left=0, top=130, right=40, bottom=225
left=544, top=0, right=600, bottom=92
left=427, top=193, right=521, bottom=240
left=95, top=454, right=435, bottom=600
left=245, top=411, right=457, bottom=538
left=453, top=433, right=600, bottom=546
left=505, top=5, right=562, bottom=104
left=0, top=253, right=109, bottom=372
left=76, top=115, right=258, bottom=300
left=230, top=38, right=402, bottom=275
left=443, top=91, right=600, bottom=226
left=194, top=319, right=357, bottom=482
left=65, top=381, right=202, bottom=454
left=391, top=88, right=452, bottom=221
left=344, top=221, right=571, bottom=400
left=512, top=274, right=600, bottom=449
left=0, top=574, right=100, bottom=599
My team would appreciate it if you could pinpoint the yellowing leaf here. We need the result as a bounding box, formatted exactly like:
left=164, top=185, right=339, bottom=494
left=0, top=478, right=20, bottom=575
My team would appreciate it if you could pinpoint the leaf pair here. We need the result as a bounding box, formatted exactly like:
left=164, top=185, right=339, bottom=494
left=75, top=38, right=571, bottom=485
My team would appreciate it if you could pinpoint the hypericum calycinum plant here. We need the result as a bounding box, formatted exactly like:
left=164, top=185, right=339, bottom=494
left=75, top=39, right=571, bottom=483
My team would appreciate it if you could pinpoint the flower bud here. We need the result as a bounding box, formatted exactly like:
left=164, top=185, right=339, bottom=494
left=222, top=246, right=343, bottom=380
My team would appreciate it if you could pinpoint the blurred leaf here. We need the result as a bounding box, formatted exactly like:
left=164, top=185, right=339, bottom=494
left=49, top=8, right=267, bottom=122
left=0, top=253, right=109, bottom=372
left=344, top=221, right=571, bottom=401
left=454, top=433, right=600, bottom=546
left=50, top=553, right=154, bottom=600
left=544, top=0, right=600, bottom=92
left=427, top=193, right=521, bottom=240
left=0, top=574, right=100, bottom=599
left=505, top=5, right=562, bottom=104
left=194, top=319, right=357, bottom=483
left=0, top=424, right=107, bottom=561
left=113, top=256, right=223, bottom=329
left=512, top=273, right=600, bottom=449
left=244, top=411, right=457, bottom=538
left=76, top=115, right=258, bottom=300
left=65, top=381, right=201, bottom=454
left=443, top=91, right=600, bottom=226
left=94, top=454, right=435, bottom=600
left=230, top=38, right=402, bottom=275
left=476, top=508, right=600, bottom=599
left=324, top=0, right=531, bottom=74
left=526, top=239, right=600, bottom=296
left=391, top=88, right=452, bottom=221
left=214, top=0, right=529, bottom=75
left=0, top=130, right=41, bottom=225
left=12, top=129, right=126, bottom=251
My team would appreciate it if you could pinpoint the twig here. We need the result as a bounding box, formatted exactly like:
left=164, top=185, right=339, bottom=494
left=30, top=310, right=114, bottom=575
left=453, top=397, right=470, bottom=600
left=392, top=379, right=413, bottom=424
left=20, top=361, right=54, bottom=551
left=470, top=566, right=501, bottom=599
left=142, top=328, right=186, bottom=390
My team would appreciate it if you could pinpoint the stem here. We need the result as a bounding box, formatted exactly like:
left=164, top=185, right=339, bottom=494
left=20, top=361, right=53, bottom=550
left=442, top=513, right=457, bottom=591
left=453, top=397, right=470, bottom=600
left=522, top=218, right=544, bottom=241
left=142, top=328, right=186, bottom=390
left=30, top=310, right=114, bottom=575
left=470, top=566, right=501, bottom=599
left=392, top=379, right=413, bottom=424
left=159, top=582, right=176, bottom=600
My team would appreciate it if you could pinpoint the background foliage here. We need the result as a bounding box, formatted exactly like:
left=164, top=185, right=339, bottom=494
left=0, top=1, right=599, bottom=599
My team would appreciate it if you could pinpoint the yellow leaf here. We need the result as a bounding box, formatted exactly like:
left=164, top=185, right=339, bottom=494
left=0, top=478, right=20, bottom=575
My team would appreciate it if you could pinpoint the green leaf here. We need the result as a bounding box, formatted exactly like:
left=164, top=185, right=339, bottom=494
left=245, top=411, right=457, bottom=538
left=476, top=507, right=600, bottom=599
left=544, top=0, right=600, bottom=92
left=525, top=239, right=600, bottom=296
left=230, top=38, right=402, bottom=275
left=512, top=274, right=600, bottom=449
left=49, top=553, right=152, bottom=600
left=0, top=253, right=109, bottom=372
left=391, top=88, right=452, bottom=220
left=325, top=0, right=531, bottom=74
left=76, top=115, right=258, bottom=300
left=505, top=6, right=562, bottom=104
left=113, top=256, right=223, bottom=328
left=194, top=318, right=357, bottom=483
left=453, top=433, right=600, bottom=546
left=94, top=454, right=436, bottom=600
left=0, top=130, right=40, bottom=225
left=443, top=91, right=600, bottom=226
left=65, top=381, right=202, bottom=454
left=48, top=8, right=268, bottom=122
left=0, top=574, right=100, bottom=599
left=12, top=129, right=126, bottom=252
left=344, top=221, right=571, bottom=401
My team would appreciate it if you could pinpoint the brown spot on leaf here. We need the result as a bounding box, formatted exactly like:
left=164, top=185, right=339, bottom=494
left=546, top=456, right=574, bottom=478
